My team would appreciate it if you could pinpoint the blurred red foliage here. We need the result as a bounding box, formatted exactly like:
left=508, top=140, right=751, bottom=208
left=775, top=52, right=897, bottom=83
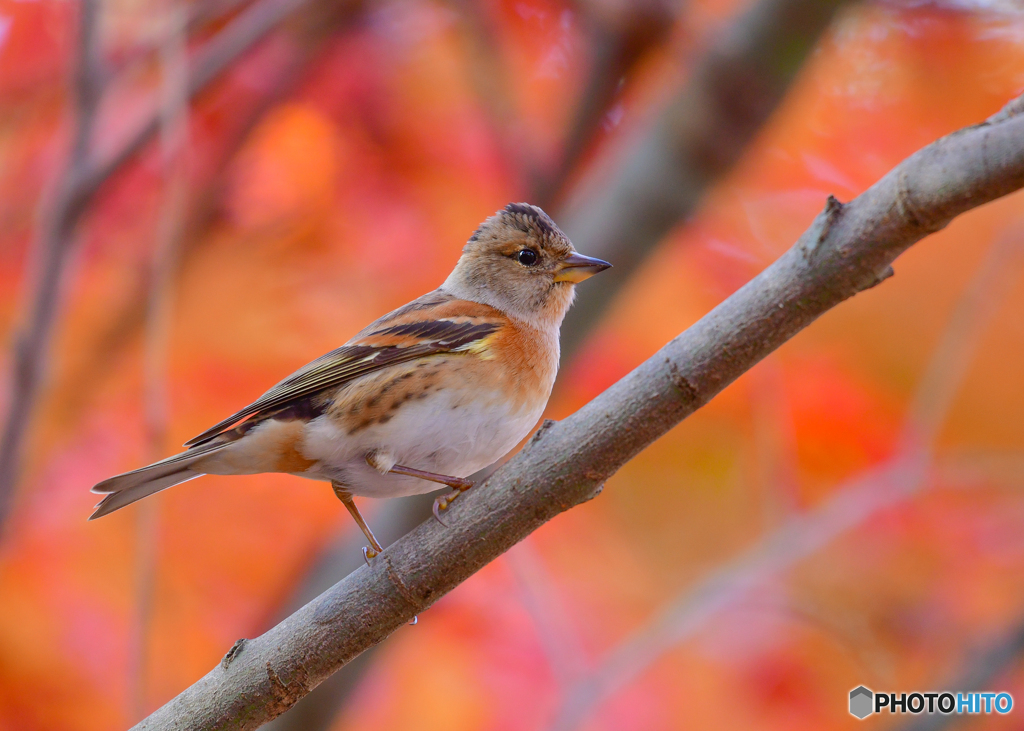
left=1, top=1, right=1024, bottom=730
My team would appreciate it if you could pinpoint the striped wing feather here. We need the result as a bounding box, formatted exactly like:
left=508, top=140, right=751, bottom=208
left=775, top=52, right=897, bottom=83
left=184, top=319, right=499, bottom=447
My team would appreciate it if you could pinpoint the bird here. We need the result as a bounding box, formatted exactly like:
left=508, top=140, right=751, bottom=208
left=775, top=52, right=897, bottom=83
left=89, top=202, right=610, bottom=560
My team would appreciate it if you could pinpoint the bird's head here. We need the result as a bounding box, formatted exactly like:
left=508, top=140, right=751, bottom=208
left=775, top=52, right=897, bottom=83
left=442, top=203, right=611, bottom=329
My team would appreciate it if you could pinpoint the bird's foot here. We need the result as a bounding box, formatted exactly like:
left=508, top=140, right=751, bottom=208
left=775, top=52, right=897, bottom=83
left=432, top=482, right=473, bottom=527
left=362, top=545, right=380, bottom=567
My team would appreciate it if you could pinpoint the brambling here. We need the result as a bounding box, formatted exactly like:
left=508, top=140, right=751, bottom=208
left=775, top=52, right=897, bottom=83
left=90, top=203, right=610, bottom=559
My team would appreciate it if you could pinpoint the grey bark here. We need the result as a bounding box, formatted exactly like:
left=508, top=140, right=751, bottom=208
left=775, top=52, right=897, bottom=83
left=131, top=93, right=1024, bottom=731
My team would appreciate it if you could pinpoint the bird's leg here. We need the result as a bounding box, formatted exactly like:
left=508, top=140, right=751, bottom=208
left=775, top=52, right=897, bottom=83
left=331, top=482, right=383, bottom=564
left=386, top=463, right=474, bottom=491
left=364, top=455, right=473, bottom=526
left=391, top=464, right=474, bottom=526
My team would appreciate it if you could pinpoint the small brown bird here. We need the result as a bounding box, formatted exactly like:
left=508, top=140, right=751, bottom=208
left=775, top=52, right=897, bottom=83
left=90, top=203, right=610, bottom=558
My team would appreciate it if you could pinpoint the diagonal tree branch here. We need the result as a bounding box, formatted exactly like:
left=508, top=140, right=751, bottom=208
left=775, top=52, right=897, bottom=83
left=130, top=92, right=1024, bottom=731
left=548, top=217, right=1024, bottom=731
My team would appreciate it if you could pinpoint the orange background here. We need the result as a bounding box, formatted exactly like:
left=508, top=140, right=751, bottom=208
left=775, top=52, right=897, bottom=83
left=2, top=1, right=1024, bottom=730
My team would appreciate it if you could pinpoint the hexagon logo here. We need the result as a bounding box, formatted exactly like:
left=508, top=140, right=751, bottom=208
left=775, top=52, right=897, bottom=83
left=850, top=686, right=874, bottom=719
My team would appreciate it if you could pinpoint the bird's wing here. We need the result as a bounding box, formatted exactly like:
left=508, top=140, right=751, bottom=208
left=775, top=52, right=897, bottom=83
left=183, top=300, right=502, bottom=447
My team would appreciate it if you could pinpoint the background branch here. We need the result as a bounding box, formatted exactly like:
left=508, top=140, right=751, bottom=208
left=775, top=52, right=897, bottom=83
left=85, top=0, right=322, bottom=192
left=131, top=91, right=1024, bottom=731
left=0, top=0, right=354, bottom=539
left=535, top=0, right=677, bottom=207
left=0, top=0, right=104, bottom=534
left=556, top=0, right=847, bottom=356
left=899, top=614, right=1024, bottom=731
left=132, top=2, right=191, bottom=719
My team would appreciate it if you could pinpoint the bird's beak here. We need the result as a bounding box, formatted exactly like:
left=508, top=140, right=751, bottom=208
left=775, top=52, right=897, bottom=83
left=553, top=253, right=612, bottom=283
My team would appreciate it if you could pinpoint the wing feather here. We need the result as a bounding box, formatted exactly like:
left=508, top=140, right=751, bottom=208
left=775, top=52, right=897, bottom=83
left=183, top=318, right=499, bottom=447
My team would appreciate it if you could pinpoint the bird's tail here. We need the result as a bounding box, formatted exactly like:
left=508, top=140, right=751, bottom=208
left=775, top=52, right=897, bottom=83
left=89, top=442, right=227, bottom=520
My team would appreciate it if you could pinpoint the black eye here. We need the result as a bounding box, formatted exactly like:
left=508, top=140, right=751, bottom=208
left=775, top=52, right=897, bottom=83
left=516, top=249, right=538, bottom=266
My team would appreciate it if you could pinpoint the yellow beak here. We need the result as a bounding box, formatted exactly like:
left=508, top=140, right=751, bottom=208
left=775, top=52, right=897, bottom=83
left=553, top=253, right=612, bottom=283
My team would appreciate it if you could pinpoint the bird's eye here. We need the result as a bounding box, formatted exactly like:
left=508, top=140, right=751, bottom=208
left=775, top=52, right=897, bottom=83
left=516, top=249, right=539, bottom=266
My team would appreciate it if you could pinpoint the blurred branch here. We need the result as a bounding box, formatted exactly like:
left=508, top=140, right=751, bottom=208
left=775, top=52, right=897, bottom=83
left=446, top=0, right=541, bottom=190
left=113, top=0, right=254, bottom=75
left=0, top=0, right=103, bottom=534
left=130, top=90, right=1024, bottom=731
left=937, top=451, right=1024, bottom=488
left=47, top=4, right=348, bottom=434
left=557, top=0, right=847, bottom=356
left=132, top=3, right=191, bottom=719
left=85, top=0, right=319, bottom=194
left=548, top=216, right=1024, bottom=731
left=898, top=618, right=1024, bottom=731
left=450, top=0, right=678, bottom=206
left=505, top=540, right=588, bottom=688
left=0, top=0, right=335, bottom=538
left=536, top=0, right=677, bottom=207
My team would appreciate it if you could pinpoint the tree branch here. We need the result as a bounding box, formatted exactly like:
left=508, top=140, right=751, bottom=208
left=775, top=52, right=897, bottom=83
left=131, top=93, right=1024, bottom=731
left=549, top=217, right=1024, bottom=731
left=262, top=0, right=844, bottom=720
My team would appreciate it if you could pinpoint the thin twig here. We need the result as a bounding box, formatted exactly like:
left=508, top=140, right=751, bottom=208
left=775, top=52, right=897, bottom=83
left=84, top=0, right=316, bottom=199
left=129, top=90, right=1024, bottom=731
left=132, top=3, right=191, bottom=719
left=0, top=0, right=323, bottom=539
left=0, top=0, right=104, bottom=534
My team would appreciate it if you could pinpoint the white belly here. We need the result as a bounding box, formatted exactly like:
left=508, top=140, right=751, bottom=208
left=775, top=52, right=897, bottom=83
left=299, top=386, right=543, bottom=498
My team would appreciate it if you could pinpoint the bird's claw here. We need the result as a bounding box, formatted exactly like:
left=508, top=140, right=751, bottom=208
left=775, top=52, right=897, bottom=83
left=432, top=483, right=473, bottom=527
left=432, top=495, right=451, bottom=527
left=362, top=546, right=379, bottom=567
